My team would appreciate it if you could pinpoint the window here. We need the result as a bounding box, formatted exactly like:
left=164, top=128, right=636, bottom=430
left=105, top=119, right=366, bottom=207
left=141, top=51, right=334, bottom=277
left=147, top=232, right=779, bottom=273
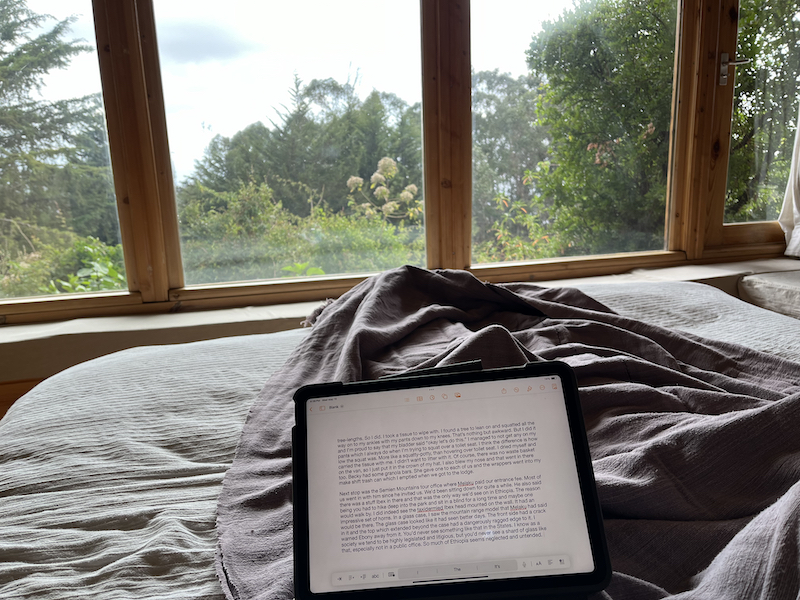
left=0, top=0, right=786, bottom=325
left=667, top=0, right=787, bottom=258
left=470, top=0, right=678, bottom=264
left=153, top=1, right=424, bottom=284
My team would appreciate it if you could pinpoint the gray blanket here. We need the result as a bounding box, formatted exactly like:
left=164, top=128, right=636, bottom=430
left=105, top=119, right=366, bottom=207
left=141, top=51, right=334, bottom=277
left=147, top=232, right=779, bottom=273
left=216, top=266, right=800, bottom=600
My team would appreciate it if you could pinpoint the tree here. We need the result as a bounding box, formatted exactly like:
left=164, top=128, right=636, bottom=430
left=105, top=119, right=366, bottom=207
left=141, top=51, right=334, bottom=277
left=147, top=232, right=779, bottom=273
left=180, top=75, right=423, bottom=222
left=724, top=0, right=800, bottom=222
left=175, top=76, right=425, bottom=283
left=0, top=0, right=121, bottom=297
left=525, top=0, right=676, bottom=256
left=520, top=0, right=800, bottom=252
left=471, top=70, right=549, bottom=252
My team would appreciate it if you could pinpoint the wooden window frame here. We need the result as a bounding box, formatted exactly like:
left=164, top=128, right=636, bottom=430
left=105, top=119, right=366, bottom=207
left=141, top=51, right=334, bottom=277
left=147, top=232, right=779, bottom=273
left=0, top=0, right=785, bottom=325
left=667, top=0, right=785, bottom=263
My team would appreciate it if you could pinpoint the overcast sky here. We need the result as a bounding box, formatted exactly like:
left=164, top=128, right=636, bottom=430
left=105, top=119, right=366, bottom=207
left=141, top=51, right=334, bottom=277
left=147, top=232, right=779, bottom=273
left=29, top=0, right=574, bottom=182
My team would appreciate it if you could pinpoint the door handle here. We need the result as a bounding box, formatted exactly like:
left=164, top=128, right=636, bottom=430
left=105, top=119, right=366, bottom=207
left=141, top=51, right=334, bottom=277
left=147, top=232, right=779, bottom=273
left=719, top=52, right=751, bottom=85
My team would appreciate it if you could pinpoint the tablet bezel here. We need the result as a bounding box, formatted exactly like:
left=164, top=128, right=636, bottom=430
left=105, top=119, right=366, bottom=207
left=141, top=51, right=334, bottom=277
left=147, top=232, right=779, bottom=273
left=292, top=361, right=610, bottom=600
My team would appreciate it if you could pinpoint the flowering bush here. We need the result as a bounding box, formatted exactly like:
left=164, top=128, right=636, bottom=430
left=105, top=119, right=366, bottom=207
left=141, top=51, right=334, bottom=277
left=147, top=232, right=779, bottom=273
left=346, top=158, right=422, bottom=224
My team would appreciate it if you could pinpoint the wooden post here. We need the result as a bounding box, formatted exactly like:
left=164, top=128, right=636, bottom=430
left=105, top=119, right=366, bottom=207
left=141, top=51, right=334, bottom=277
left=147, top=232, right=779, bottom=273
left=422, top=0, right=472, bottom=270
left=93, top=0, right=171, bottom=301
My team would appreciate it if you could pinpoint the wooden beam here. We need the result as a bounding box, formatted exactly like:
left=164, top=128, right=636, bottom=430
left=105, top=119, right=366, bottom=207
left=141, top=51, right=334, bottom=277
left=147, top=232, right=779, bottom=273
left=720, top=221, right=784, bottom=245
left=135, top=0, right=185, bottom=290
left=703, top=0, right=742, bottom=247
left=667, top=0, right=703, bottom=252
left=421, top=0, right=472, bottom=269
left=93, top=0, right=170, bottom=302
left=472, top=251, right=688, bottom=283
left=680, top=0, right=725, bottom=259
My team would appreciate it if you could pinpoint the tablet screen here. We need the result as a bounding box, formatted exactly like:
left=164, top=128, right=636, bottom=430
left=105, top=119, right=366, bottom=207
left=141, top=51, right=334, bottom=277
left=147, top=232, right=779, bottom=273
left=299, top=368, right=599, bottom=595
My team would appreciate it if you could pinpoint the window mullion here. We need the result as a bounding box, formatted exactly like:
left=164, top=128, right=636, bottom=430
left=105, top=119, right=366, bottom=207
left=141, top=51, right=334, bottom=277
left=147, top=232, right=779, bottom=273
left=702, top=0, right=742, bottom=250
left=421, top=0, right=472, bottom=270
left=666, top=0, right=702, bottom=255
left=93, top=0, right=172, bottom=302
left=134, top=0, right=185, bottom=291
left=668, top=0, right=726, bottom=259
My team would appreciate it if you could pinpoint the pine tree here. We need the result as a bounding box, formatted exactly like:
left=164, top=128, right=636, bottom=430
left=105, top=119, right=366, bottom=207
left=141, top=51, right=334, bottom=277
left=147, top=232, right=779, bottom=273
left=0, top=0, right=117, bottom=268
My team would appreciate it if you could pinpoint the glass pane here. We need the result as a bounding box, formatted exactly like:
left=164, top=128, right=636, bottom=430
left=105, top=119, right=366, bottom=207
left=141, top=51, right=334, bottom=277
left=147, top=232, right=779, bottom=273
left=0, top=0, right=124, bottom=299
left=471, top=0, right=677, bottom=264
left=154, top=1, right=423, bottom=285
left=723, top=0, right=800, bottom=223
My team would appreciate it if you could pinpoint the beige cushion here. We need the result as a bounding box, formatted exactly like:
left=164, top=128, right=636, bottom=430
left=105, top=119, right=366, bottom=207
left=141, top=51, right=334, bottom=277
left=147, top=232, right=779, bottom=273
left=738, top=269, right=800, bottom=319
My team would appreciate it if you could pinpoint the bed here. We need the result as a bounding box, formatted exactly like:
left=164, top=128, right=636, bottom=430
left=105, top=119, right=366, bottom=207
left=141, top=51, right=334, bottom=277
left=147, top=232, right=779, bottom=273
left=3, top=265, right=800, bottom=599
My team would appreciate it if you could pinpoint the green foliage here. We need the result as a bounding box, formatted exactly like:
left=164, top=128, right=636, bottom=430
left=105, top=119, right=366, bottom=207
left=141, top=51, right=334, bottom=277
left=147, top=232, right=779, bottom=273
left=522, top=0, right=677, bottom=257
left=724, top=0, right=800, bottom=222
left=0, top=0, right=121, bottom=298
left=1, top=235, right=125, bottom=298
left=178, top=179, right=423, bottom=284
left=282, top=262, right=325, bottom=277
left=301, top=207, right=424, bottom=275
left=179, top=182, right=298, bottom=283
left=473, top=193, right=565, bottom=264
left=472, top=70, right=549, bottom=251
left=44, top=236, right=125, bottom=294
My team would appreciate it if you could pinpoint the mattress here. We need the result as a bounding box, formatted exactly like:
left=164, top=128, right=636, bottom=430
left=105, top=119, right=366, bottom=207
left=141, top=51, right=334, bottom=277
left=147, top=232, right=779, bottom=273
left=580, top=279, right=800, bottom=361
left=0, top=328, right=309, bottom=599
left=3, top=276, right=800, bottom=599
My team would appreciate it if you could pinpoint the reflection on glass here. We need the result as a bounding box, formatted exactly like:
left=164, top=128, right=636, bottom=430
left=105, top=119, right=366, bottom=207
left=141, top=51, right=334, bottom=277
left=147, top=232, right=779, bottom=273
left=724, top=0, right=800, bottom=223
left=471, top=0, right=677, bottom=264
left=153, top=1, right=423, bottom=285
left=0, top=0, right=124, bottom=299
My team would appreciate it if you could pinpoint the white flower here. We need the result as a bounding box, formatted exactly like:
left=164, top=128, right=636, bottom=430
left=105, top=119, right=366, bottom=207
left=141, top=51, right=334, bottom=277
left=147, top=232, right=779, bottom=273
left=404, top=184, right=418, bottom=195
left=382, top=201, right=399, bottom=215
left=346, top=176, right=363, bottom=192
left=370, top=172, right=386, bottom=186
left=374, top=186, right=390, bottom=200
left=400, top=190, right=413, bottom=203
left=377, top=157, right=398, bottom=178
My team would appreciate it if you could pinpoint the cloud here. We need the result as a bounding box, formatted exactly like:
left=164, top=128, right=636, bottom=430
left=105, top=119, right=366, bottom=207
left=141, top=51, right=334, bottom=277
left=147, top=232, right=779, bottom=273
left=157, top=22, right=259, bottom=65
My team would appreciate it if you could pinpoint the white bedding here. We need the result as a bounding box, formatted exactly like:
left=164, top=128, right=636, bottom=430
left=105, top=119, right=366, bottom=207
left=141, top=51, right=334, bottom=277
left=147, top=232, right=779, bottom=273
left=0, top=329, right=309, bottom=599
left=3, top=279, right=800, bottom=599
left=578, top=280, right=800, bottom=361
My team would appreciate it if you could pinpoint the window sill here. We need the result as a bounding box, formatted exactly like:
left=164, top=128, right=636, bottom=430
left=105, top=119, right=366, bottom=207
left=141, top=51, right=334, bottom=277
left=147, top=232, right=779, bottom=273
left=2, top=257, right=799, bottom=412
left=0, top=301, right=319, bottom=385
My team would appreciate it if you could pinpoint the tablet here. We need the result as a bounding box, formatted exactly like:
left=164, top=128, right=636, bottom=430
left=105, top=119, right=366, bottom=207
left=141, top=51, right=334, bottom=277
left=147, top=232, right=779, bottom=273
left=292, top=362, right=610, bottom=600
